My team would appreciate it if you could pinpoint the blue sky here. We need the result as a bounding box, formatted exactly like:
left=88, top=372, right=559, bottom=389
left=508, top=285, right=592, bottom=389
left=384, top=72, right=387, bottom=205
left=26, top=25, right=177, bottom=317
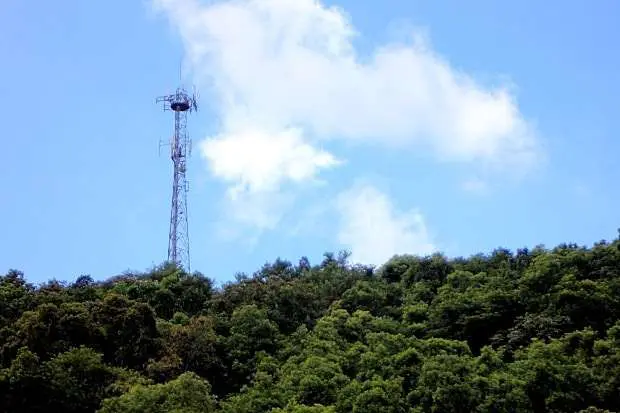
left=1, top=0, right=618, bottom=285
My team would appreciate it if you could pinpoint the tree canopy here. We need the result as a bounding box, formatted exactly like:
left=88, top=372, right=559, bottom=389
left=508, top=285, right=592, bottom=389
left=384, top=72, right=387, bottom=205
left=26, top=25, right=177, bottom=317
left=2, top=234, right=620, bottom=412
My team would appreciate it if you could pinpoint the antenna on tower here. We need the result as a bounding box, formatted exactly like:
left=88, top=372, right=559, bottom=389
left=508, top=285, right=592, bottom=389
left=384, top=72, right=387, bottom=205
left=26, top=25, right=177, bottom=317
left=178, top=58, right=183, bottom=85
left=156, top=77, right=198, bottom=273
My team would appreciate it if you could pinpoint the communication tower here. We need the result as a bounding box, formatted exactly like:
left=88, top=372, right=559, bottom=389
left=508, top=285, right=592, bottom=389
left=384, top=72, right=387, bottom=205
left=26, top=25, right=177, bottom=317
left=156, top=84, right=198, bottom=272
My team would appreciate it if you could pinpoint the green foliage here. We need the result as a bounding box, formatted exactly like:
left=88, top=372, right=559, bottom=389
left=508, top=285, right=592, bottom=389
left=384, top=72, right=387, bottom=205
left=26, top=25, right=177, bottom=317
left=1, top=235, right=620, bottom=412
left=97, top=372, right=216, bottom=413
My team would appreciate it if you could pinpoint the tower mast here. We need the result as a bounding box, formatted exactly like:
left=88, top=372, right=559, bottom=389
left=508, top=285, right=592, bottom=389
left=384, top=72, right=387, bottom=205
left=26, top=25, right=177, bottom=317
left=156, top=84, right=198, bottom=272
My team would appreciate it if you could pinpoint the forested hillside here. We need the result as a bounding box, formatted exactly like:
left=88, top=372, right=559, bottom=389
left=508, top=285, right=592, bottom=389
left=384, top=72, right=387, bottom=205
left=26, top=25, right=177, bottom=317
left=2, top=234, right=620, bottom=412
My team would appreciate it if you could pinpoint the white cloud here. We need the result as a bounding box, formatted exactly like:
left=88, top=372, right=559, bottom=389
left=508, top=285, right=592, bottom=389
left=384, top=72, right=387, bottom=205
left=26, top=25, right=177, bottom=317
left=200, top=127, right=340, bottom=198
left=461, top=177, right=489, bottom=194
left=200, top=127, right=339, bottom=234
left=336, top=184, right=436, bottom=266
left=153, top=0, right=540, bottom=231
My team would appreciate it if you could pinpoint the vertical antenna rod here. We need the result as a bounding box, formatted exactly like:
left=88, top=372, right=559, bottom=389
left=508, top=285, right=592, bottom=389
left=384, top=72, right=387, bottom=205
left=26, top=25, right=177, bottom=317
left=156, top=84, right=198, bottom=273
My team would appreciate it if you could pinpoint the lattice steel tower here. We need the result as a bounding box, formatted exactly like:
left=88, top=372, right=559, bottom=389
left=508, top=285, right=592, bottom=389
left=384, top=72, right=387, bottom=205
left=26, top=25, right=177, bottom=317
left=156, top=85, right=198, bottom=272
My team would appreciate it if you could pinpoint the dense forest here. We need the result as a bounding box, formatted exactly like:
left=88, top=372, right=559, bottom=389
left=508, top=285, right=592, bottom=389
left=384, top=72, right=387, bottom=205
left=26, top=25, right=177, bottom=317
left=2, top=233, right=620, bottom=412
